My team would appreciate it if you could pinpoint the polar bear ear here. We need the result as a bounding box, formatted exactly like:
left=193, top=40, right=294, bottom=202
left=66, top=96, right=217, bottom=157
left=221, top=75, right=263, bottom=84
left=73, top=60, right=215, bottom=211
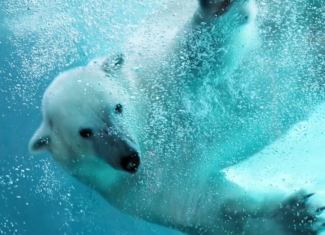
left=101, top=53, right=124, bottom=73
left=28, top=124, right=51, bottom=154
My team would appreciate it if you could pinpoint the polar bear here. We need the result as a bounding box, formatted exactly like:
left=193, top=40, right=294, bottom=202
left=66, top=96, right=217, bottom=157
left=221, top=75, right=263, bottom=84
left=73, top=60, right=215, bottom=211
left=29, top=0, right=325, bottom=234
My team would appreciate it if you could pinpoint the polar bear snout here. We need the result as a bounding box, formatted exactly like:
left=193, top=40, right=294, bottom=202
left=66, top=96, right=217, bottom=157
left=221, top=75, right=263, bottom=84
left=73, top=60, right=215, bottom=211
left=120, top=152, right=140, bottom=173
left=92, top=131, right=141, bottom=174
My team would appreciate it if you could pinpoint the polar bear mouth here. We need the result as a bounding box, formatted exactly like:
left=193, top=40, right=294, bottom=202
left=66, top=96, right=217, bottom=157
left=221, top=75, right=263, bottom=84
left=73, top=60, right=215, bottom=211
left=120, top=152, right=140, bottom=173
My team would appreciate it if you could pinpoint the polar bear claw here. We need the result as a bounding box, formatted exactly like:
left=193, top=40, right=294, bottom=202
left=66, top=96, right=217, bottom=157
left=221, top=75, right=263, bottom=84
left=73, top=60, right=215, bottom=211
left=28, top=0, right=325, bottom=234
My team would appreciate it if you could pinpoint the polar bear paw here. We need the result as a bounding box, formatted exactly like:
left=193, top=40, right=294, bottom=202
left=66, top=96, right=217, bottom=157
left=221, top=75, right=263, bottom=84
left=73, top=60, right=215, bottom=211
left=272, top=191, right=325, bottom=235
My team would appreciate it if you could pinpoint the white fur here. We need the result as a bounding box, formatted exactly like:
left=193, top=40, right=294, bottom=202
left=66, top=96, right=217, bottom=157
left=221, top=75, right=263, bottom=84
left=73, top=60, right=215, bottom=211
left=29, top=0, right=325, bottom=234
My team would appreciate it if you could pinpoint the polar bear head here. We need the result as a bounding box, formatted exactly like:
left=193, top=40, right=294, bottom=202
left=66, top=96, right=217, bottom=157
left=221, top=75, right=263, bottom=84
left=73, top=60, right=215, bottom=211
left=29, top=54, right=140, bottom=175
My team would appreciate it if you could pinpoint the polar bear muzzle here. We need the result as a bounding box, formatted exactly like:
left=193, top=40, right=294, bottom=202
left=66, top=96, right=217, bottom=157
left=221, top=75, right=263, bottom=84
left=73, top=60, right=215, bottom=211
left=120, top=152, right=140, bottom=173
left=92, top=130, right=140, bottom=174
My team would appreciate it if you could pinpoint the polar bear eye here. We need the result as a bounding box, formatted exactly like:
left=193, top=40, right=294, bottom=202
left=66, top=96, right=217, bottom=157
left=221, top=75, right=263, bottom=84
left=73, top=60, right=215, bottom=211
left=79, top=128, right=94, bottom=138
left=115, top=104, right=123, bottom=114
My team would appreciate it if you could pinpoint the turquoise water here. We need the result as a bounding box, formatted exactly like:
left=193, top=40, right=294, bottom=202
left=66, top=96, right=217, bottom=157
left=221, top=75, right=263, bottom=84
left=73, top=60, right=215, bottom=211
left=1, top=0, right=325, bottom=234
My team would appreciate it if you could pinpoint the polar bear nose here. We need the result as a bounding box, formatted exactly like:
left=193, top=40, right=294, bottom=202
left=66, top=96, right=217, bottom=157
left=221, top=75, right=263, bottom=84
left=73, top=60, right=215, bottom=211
left=120, top=152, right=140, bottom=173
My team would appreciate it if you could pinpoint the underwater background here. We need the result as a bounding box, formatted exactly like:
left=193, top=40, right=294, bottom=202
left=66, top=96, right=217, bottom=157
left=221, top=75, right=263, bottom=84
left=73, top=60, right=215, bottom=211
left=1, top=0, right=325, bottom=234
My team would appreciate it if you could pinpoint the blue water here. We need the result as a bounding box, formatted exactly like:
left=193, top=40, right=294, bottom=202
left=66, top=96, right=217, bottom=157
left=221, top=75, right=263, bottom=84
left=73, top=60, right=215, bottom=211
left=0, top=1, right=182, bottom=234
left=1, top=0, right=325, bottom=234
